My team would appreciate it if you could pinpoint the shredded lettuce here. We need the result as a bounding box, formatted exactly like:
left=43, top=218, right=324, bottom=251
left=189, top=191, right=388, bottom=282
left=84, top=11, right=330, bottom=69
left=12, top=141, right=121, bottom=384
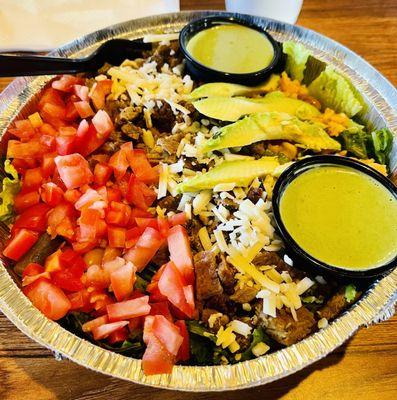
left=370, top=128, right=393, bottom=166
left=240, top=327, right=270, bottom=361
left=344, top=284, right=357, bottom=303
left=308, top=67, right=363, bottom=117
left=0, top=160, right=20, bottom=222
left=283, top=41, right=312, bottom=82
left=339, top=129, right=369, bottom=159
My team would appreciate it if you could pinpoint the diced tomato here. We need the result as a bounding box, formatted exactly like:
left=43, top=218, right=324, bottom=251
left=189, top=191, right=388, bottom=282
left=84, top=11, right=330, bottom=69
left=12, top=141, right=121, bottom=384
left=90, top=79, right=112, bottom=110
left=158, top=262, right=194, bottom=319
left=64, top=100, right=79, bottom=121
left=147, top=281, right=168, bottom=303
left=44, top=249, right=62, bottom=272
left=82, top=314, right=109, bottom=332
left=3, top=229, right=38, bottom=261
left=125, top=226, right=145, bottom=248
left=74, top=188, right=102, bottom=210
left=167, top=225, right=194, bottom=286
left=72, top=241, right=97, bottom=254
left=54, top=153, right=93, bottom=189
left=41, top=102, right=66, bottom=120
left=152, top=315, right=183, bottom=356
left=135, top=217, right=158, bottom=230
left=142, top=335, right=175, bottom=375
left=74, top=101, right=95, bottom=118
left=59, top=126, right=77, bottom=137
left=56, top=135, right=75, bottom=156
left=92, top=110, right=114, bottom=136
left=175, top=320, right=190, bottom=361
left=23, top=279, right=71, bottom=320
left=39, top=123, right=58, bottom=137
left=106, top=187, right=122, bottom=203
left=128, top=149, right=158, bottom=184
left=14, top=191, right=40, bottom=213
left=21, top=168, right=44, bottom=191
left=7, top=140, right=48, bottom=160
left=52, top=267, right=84, bottom=292
left=41, top=152, right=57, bottom=177
left=68, top=290, right=90, bottom=310
left=78, top=208, right=101, bottom=242
left=108, top=143, right=131, bottom=181
left=38, top=87, right=65, bottom=110
left=74, top=122, right=110, bottom=157
left=41, top=182, right=64, bottom=206
left=108, top=226, right=126, bottom=248
left=47, top=202, right=76, bottom=240
left=102, top=256, right=124, bottom=276
left=13, top=203, right=50, bottom=232
left=110, top=261, right=136, bottom=301
left=8, top=119, right=35, bottom=140
left=39, top=134, right=56, bottom=150
left=126, top=176, right=156, bottom=210
left=102, top=246, right=121, bottom=264
left=86, top=264, right=110, bottom=289
left=106, top=201, right=131, bottom=227
left=130, top=208, right=153, bottom=219
left=73, top=84, right=89, bottom=101
left=22, top=263, right=44, bottom=278
left=157, top=216, right=169, bottom=237
left=168, top=212, right=187, bottom=227
left=52, top=75, right=82, bottom=92
left=64, top=188, right=81, bottom=204
left=128, top=316, right=143, bottom=332
left=149, top=301, right=173, bottom=322
left=93, top=162, right=112, bottom=186
left=108, top=326, right=129, bottom=344
left=107, top=295, right=151, bottom=321
left=92, top=320, right=129, bottom=340
left=22, top=271, right=51, bottom=287
left=124, top=227, right=164, bottom=271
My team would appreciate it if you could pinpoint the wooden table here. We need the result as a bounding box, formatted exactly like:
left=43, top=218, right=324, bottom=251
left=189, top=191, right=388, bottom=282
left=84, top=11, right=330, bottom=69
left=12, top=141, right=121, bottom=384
left=0, top=0, right=396, bottom=398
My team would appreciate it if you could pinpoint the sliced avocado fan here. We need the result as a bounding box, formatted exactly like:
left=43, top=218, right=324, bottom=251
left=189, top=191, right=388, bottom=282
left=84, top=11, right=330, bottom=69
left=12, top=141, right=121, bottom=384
left=189, top=74, right=280, bottom=100
left=200, top=112, right=341, bottom=154
left=193, top=91, right=321, bottom=122
left=177, top=157, right=279, bottom=193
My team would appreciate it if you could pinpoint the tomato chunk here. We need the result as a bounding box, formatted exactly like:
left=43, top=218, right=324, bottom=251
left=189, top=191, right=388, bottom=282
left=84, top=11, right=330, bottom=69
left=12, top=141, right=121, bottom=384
left=107, top=295, right=151, bottom=321
left=54, top=153, right=93, bottom=189
left=123, top=227, right=164, bottom=271
left=3, top=229, right=38, bottom=261
left=142, top=335, right=175, bottom=375
left=175, top=320, right=190, bottom=361
left=92, top=320, right=129, bottom=340
left=82, top=315, right=109, bottom=332
left=152, top=315, right=183, bottom=356
left=23, top=279, right=71, bottom=320
left=13, top=203, right=50, bottom=232
left=167, top=225, right=194, bottom=286
left=110, top=261, right=136, bottom=301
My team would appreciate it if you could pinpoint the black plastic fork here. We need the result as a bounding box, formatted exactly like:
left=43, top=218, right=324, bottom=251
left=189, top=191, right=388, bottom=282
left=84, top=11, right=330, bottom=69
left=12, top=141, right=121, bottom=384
left=0, top=39, right=153, bottom=77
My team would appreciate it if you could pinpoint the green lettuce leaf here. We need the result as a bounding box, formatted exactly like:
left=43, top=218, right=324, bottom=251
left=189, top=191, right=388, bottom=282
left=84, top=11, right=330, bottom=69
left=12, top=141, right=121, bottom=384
left=339, top=129, right=369, bottom=159
left=240, top=327, right=270, bottom=361
left=0, top=160, right=20, bottom=222
left=370, top=128, right=393, bottom=166
left=344, top=284, right=357, bottom=303
left=283, top=41, right=312, bottom=82
left=308, top=67, right=363, bottom=117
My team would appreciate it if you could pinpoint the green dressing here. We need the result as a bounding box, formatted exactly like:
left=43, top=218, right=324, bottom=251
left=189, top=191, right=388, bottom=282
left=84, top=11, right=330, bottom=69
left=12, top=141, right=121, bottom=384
left=280, top=165, right=397, bottom=270
left=186, top=24, right=275, bottom=74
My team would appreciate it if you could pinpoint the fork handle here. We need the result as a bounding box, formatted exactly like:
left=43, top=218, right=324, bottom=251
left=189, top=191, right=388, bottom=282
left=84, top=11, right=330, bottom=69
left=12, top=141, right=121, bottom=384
left=0, top=54, right=87, bottom=77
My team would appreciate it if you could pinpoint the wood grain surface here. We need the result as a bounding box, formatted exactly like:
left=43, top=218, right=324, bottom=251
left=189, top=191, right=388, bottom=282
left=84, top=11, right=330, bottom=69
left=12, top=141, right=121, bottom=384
left=0, top=0, right=396, bottom=399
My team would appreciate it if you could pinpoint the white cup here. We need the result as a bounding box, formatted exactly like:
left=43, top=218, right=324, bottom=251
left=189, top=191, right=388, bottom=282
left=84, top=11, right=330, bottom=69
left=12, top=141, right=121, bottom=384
left=225, top=0, right=304, bottom=24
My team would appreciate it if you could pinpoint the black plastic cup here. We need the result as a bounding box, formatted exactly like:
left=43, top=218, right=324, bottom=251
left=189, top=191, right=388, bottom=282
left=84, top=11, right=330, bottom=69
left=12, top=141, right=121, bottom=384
left=179, top=15, right=283, bottom=86
left=272, top=155, right=397, bottom=280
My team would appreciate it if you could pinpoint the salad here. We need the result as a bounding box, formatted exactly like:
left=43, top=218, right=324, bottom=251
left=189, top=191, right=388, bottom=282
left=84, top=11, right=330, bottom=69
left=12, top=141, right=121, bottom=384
left=0, top=36, right=393, bottom=376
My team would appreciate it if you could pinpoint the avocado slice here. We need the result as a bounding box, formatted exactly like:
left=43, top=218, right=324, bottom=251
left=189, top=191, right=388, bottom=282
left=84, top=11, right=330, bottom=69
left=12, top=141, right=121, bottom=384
left=193, top=91, right=321, bottom=122
left=189, top=74, right=280, bottom=100
left=200, top=112, right=341, bottom=154
left=177, top=157, right=279, bottom=193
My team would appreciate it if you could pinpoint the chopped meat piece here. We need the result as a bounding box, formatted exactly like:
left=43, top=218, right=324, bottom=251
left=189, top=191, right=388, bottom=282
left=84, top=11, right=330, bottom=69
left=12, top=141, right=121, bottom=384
left=218, top=197, right=239, bottom=212
left=150, top=245, right=169, bottom=268
left=156, top=133, right=183, bottom=155
left=260, top=307, right=316, bottom=346
left=186, top=218, right=204, bottom=253
left=105, top=98, right=130, bottom=121
left=247, top=187, right=264, bottom=203
left=252, top=251, right=305, bottom=280
left=97, top=130, right=126, bottom=155
left=156, top=195, right=180, bottom=212
left=150, top=42, right=183, bottom=70
left=201, top=308, right=229, bottom=331
left=194, top=251, right=223, bottom=301
left=204, top=294, right=236, bottom=315
left=179, top=100, right=195, bottom=114
left=317, top=288, right=361, bottom=321
left=184, top=158, right=215, bottom=172
left=230, top=285, right=258, bottom=303
left=217, top=255, right=236, bottom=294
left=151, top=102, right=176, bottom=133
left=116, top=106, right=142, bottom=124
left=247, top=142, right=266, bottom=158
left=235, top=333, right=251, bottom=352
left=121, top=122, right=144, bottom=140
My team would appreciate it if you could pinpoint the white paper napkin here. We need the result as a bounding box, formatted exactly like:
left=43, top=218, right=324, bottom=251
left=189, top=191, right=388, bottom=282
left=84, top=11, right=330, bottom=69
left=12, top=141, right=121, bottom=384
left=0, top=0, right=180, bottom=51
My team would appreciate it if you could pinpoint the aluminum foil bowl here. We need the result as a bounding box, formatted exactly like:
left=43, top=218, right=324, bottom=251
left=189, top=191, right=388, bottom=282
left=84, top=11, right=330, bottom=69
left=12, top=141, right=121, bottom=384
left=0, top=11, right=396, bottom=392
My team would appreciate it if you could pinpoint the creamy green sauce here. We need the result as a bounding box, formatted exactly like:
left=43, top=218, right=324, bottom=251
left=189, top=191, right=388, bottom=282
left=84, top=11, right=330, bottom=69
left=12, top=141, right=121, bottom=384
left=186, top=24, right=275, bottom=74
left=280, top=165, right=397, bottom=270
